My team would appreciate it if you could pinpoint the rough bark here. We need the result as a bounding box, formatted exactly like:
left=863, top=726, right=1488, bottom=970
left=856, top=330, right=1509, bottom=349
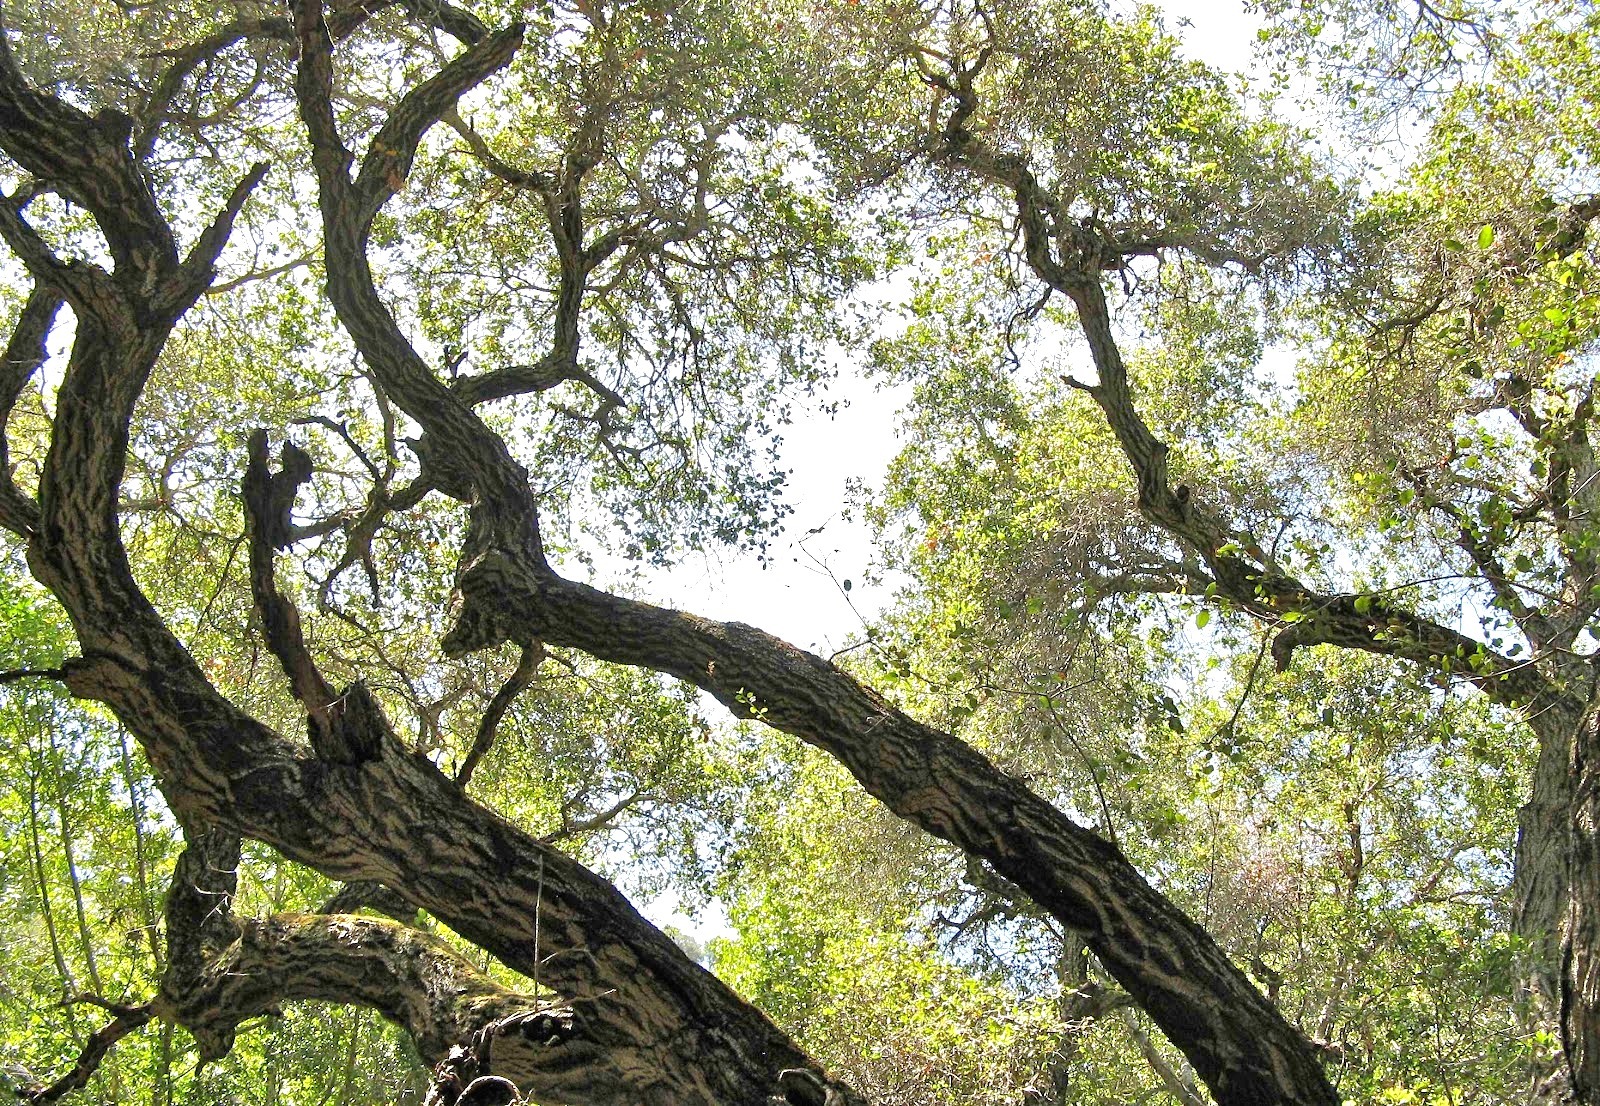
left=0, top=25, right=858, bottom=1106
left=917, top=45, right=1600, bottom=1106
left=0, top=7, right=1349, bottom=1106
left=287, top=5, right=1342, bottom=1096
left=20, top=832, right=591, bottom=1106
left=447, top=565, right=1339, bottom=1104
left=1564, top=694, right=1600, bottom=1102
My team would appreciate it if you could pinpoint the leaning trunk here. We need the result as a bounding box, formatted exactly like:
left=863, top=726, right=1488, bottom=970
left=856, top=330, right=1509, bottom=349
left=1562, top=692, right=1600, bottom=1103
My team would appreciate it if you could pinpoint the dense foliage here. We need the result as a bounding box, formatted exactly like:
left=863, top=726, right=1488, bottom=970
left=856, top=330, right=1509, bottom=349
left=2, top=0, right=1600, bottom=1104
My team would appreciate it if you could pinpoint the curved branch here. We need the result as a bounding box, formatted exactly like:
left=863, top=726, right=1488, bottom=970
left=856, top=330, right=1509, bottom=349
left=0, top=31, right=177, bottom=286
left=456, top=642, right=544, bottom=788
left=443, top=560, right=1341, bottom=1106
left=353, top=23, right=525, bottom=221
left=933, top=93, right=1554, bottom=712
left=292, top=0, right=544, bottom=548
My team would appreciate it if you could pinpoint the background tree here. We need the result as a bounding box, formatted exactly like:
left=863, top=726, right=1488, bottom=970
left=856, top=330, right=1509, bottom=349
left=0, top=0, right=1596, bottom=1105
left=816, top=0, right=1600, bottom=1098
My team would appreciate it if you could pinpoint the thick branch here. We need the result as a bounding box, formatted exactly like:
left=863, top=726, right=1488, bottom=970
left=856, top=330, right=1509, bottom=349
left=3, top=14, right=861, bottom=1105
left=444, top=561, right=1341, bottom=1106
left=145, top=834, right=593, bottom=1103
left=57, top=635, right=860, bottom=1106
left=932, top=96, right=1552, bottom=711
left=0, top=197, right=113, bottom=312
left=353, top=23, right=525, bottom=221
left=292, top=0, right=543, bottom=560
left=166, top=911, right=583, bottom=1081
left=0, top=32, right=177, bottom=288
left=161, top=161, right=271, bottom=316
left=242, top=430, right=352, bottom=756
left=402, top=0, right=490, bottom=44
left=24, top=831, right=596, bottom=1106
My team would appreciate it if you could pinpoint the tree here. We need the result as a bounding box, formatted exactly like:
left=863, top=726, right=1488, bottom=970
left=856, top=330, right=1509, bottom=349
left=0, top=0, right=1596, bottom=1104
left=799, top=0, right=1600, bottom=1098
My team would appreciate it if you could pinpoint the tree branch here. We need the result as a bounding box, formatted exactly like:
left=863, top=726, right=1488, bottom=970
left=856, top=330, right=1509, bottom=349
left=931, top=88, right=1553, bottom=711
left=242, top=433, right=335, bottom=697
left=145, top=833, right=595, bottom=1105
left=441, top=561, right=1342, bottom=1106
left=0, top=284, right=60, bottom=534
left=353, top=22, right=525, bottom=222
left=0, top=29, right=178, bottom=288
left=292, top=0, right=545, bottom=555
left=456, top=641, right=544, bottom=788
left=15, top=1003, right=155, bottom=1106
left=160, top=160, right=271, bottom=317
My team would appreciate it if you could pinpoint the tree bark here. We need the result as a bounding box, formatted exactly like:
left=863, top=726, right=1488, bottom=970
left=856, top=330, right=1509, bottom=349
left=446, top=565, right=1341, bottom=1105
left=0, top=48, right=859, bottom=1105
left=1563, top=692, right=1600, bottom=1103
left=0, top=8, right=1346, bottom=1104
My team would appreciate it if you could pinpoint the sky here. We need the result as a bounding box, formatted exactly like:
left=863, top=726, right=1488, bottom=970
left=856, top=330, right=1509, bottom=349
left=613, top=0, right=1269, bottom=658
left=631, top=0, right=1271, bottom=942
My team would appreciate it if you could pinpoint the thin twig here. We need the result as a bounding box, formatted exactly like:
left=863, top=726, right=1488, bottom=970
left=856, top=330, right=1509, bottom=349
left=0, top=666, right=67, bottom=685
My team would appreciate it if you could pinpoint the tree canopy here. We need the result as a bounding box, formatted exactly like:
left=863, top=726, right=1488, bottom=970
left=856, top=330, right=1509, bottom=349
left=2, top=0, right=1600, bottom=1104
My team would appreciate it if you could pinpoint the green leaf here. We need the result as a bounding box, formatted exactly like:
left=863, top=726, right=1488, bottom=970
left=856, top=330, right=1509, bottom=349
left=1195, top=609, right=1211, bottom=629
left=1477, top=223, right=1495, bottom=249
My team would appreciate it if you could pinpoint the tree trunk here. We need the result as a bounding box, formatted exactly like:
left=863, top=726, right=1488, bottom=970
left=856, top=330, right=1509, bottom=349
left=1563, top=691, right=1600, bottom=1104
left=1518, top=696, right=1582, bottom=1101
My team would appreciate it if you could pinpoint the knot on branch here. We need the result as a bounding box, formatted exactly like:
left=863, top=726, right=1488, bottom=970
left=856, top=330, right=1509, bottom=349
left=442, top=550, right=523, bottom=656
left=408, top=432, right=475, bottom=501
left=424, top=1008, right=578, bottom=1106
left=91, top=107, right=134, bottom=148
left=244, top=429, right=313, bottom=551
left=312, top=679, right=388, bottom=765
left=773, top=1068, right=848, bottom=1106
left=1269, top=625, right=1302, bottom=673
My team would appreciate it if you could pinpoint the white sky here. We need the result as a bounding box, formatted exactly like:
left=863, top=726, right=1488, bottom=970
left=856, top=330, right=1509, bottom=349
left=611, top=0, right=1267, bottom=657
left=634, top=0, right=1269, bottom=940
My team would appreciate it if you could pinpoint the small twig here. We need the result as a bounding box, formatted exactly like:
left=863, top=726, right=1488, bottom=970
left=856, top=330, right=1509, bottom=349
left=205, top=255, right=314, bottom=296
left=292, top=415, right=384, bottom=482
left=455, top=642, right=544, bottom=788
left=1039, top=697, right=1118, bottom=849
left=0, top=666, right=67, bottom=685
left=60, top=993, right=147, bottom=1017
left=1210, top=631, right=1271, bottom=751
left=194, top=534, right=245, bottom=634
